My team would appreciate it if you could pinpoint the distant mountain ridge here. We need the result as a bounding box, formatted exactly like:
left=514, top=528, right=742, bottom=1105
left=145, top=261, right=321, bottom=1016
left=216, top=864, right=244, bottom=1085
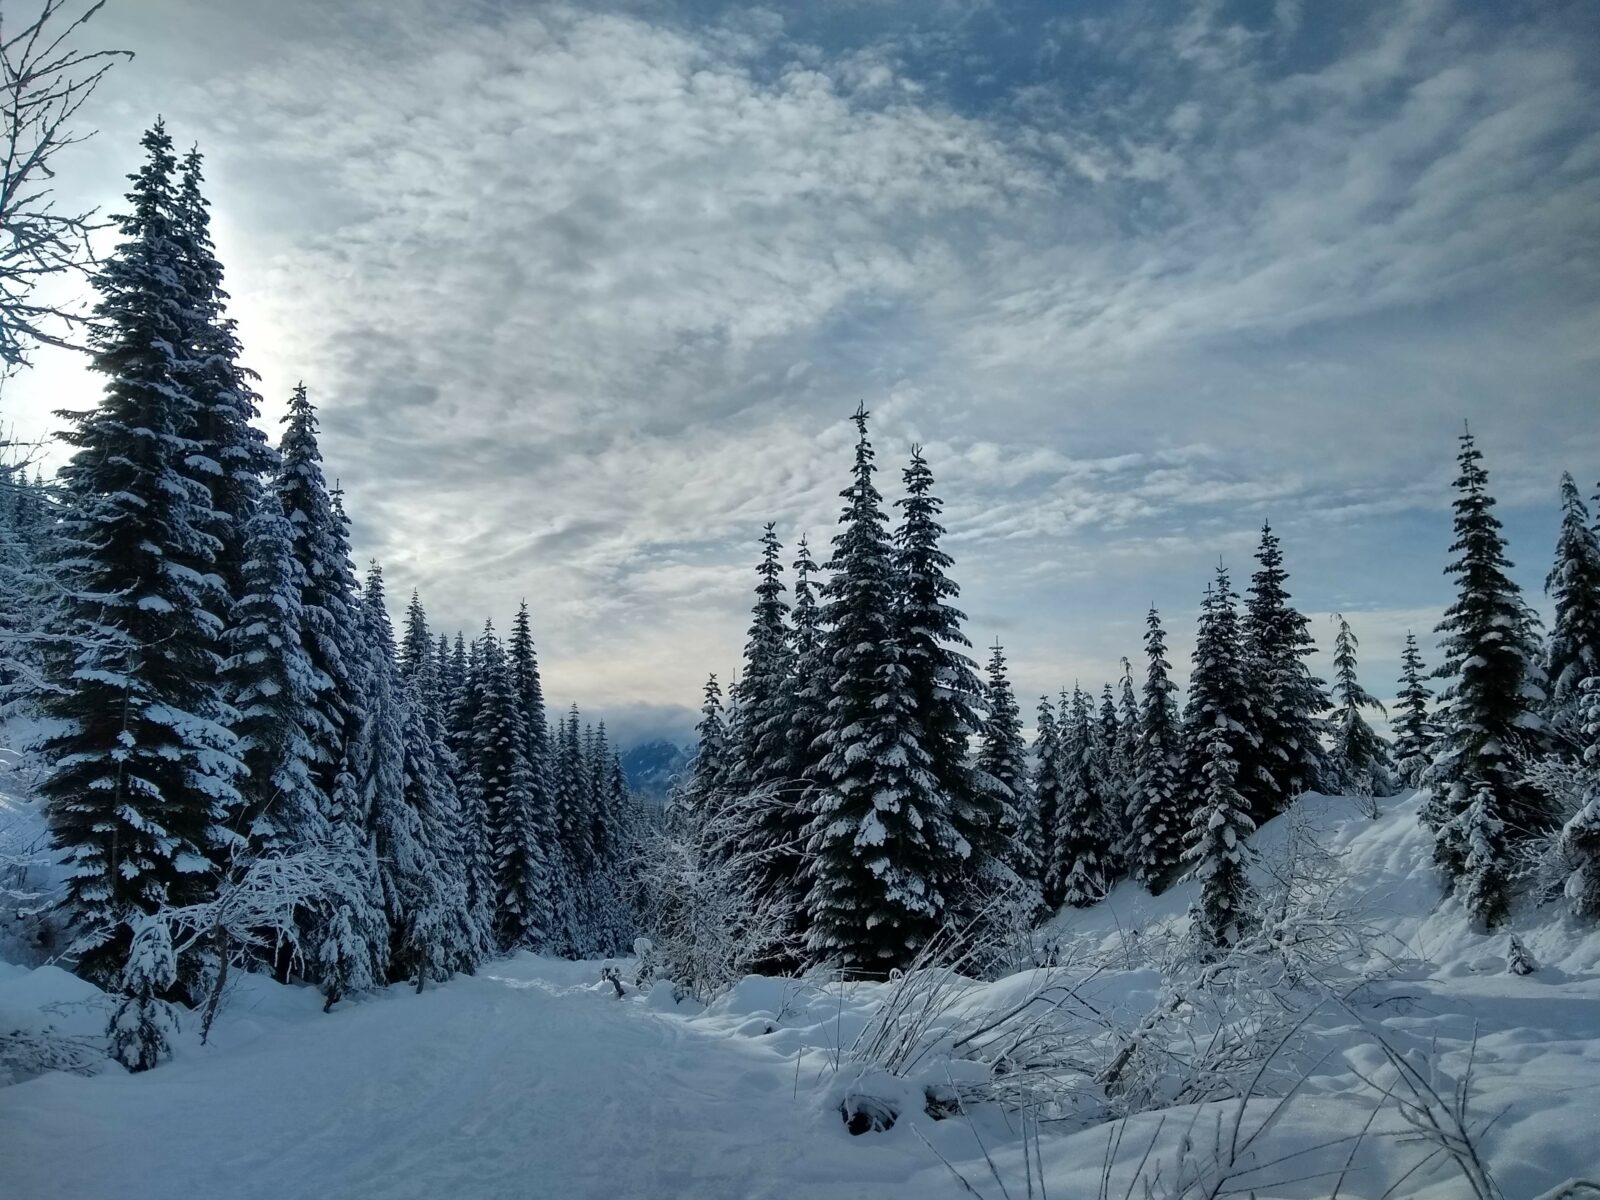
left=620, top=738, right=694, bottom=800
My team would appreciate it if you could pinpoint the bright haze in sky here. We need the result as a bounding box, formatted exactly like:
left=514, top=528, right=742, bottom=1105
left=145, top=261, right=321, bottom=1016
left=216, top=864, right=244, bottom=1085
left=5, top=0, right=1598, bottom=748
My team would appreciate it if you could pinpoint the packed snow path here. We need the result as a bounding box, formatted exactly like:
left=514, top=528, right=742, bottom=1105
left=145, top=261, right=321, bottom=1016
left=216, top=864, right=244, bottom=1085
left=3, top=956, right=912, bottom=1200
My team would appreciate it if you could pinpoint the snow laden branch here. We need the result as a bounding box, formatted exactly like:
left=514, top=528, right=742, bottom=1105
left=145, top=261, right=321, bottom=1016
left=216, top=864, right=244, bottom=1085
left=155, top=842, right=372, bottom=1041
left=632, top=782, right=802, bottom=1002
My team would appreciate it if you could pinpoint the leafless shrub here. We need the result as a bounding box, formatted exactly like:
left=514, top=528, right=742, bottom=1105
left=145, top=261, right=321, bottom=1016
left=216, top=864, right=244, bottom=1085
left=0, top=0, right=130, bottom=372
left=632, top=782, right=801, bottom=1002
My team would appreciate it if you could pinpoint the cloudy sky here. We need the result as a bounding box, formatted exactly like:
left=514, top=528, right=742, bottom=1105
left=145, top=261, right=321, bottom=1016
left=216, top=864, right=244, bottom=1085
left=6, top=0, right=1598, bottom=747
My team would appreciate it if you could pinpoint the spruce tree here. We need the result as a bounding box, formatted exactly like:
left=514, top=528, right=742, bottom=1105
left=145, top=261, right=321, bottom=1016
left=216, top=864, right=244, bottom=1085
left=1055, top=688, right=1113, bottom=907
left=1241, top=523, right=1326, bottom=821
left=976, top=642, right=1032, bottom=887
left=894, top=445, right=987, bottom=914
left=1183, top=728, right=1257, bottom=954
left=553, top=704, right=596, bottom=954
left=1183, top=569, right=1260, bottom=835
left=355, top=564, right=436, bottom=978
left=1545, top=473, right=1600, bottom=733
left=728, top=523, right=792, bottom=792
left=805, top=407, right=958, bottom=971
left=1557, top=678, right=1600, bottom=919
left=786, top=536, right=830, bottom=787
left=172, top=146, right=276, bottom=608
left=274, top=384, right=360, bottom=805
left=1424, top=431, right=1551, bottom=926
left=1393, top=632, right=1434, bottom=789
left=687, top=673, right=728, bottom=824
left=1033, top=696, right=1068, bottom=910
left=473, top=621, right=548, bottom=951
left=396, top=594, right=487, bottom=969
left=507, top=601, right=560, bottom=933
left=1094, top=682, right=1126, bottom=879
left=221, top=498, right=326, bottom=859
left=774, top=535, right=830, bottom=939
left=39, top=123, right=243, bottom=986
left=1325, top=615, right=1393, bottom=799
left=1130, top=607, right=1186, bottom=891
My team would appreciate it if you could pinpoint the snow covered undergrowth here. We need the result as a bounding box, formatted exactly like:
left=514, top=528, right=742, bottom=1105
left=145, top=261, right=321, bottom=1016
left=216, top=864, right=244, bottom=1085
left=4, top=792, right=1600, bottom=1199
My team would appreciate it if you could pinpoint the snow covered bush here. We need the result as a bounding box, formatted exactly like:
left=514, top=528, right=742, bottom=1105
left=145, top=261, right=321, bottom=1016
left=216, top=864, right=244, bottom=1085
left=106, top=915, right=178, bottom=1073
left=633, top=785, right=799, bottom=1002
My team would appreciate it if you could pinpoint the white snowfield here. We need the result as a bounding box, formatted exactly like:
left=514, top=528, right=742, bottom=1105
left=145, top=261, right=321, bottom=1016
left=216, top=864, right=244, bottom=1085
left=4, top=793, right=1600, bottom=1199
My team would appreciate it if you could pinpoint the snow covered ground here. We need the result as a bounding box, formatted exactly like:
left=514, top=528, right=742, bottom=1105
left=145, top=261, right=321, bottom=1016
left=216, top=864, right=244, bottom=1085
left=4, top=792, right=1600, bottom=1199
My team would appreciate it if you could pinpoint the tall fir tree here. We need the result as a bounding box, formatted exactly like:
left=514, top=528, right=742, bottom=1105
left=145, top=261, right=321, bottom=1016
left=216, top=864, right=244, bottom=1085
left=1033, top=696, right=1068, bottom=910
left=1557, top=678, right=1600, bottom=919
left=1094, top=681, right=1127, bottom=880
left=554, top=704, right=596, bottom=954
left=354, top=564, right=438, bottom=980
left=1545, top=473, right=1600, bottom=734
left=220, top=497, right=326, bottom=859
left=507, top=601, right=560, bottom=933
left=1054, top=688, right=1114, bottom=907
left=473, top=621, right=548, bottom=951
left=1326, top=615, right=1393, bottom=799
left=1393, top=632, right=1434, bottom=789
left=895, top=445, right=992, bottom=916
left=1130, top=608, right=1186, bottom=892
left=1241, top=523, right=1326, bottom=821
left=1423, top=431, right=1551, bottom=928
left=976, top=642, right=1032, bottom=888
left=728, top=523, right=792, bottom=791
left=39, top=123, right=244, bottom=987
left=687, top=674, right=728, bottom=825
left=172, top=146, right=276, bottom=608
left=776, top=535, right=831, bottom=939
left=274, top=384, right=360, bottom=807
left=805, top=408, right=959, bottom=971
left=1183, top=569, right=1260, bottom=835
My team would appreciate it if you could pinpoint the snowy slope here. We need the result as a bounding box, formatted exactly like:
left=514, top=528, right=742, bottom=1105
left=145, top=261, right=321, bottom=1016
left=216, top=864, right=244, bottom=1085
left=4, top=792, right=1600, bottom=1199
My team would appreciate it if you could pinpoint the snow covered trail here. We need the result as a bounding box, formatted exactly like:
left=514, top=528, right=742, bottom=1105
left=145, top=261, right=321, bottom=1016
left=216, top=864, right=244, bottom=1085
left=2, top=955, right=934, bottom=1200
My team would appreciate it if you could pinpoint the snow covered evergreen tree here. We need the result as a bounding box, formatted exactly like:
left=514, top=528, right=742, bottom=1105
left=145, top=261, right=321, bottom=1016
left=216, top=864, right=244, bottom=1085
left=1033, top=696, right=1068, bottom=910
left=1130, top=607, right=1186, bottom=892
left=1558, top=678, right=1600, bottom=919
left=507, top=601, right=560, bottom=936
left=171, top=146, right=276, bottom=608
left=472, top=621, right=548, bottom=951
left=1424, top=431, right=1551, bottom=925
left=1182, top=569, right=1260, bottom=841
left=977, top=642, right=1032, bottom=887
left=686, top=674, right=728, bottom=825
left=107, top=915, right=178, bottom=1072
left=39, top=123, right=243, bottom=987
left=1545, top=473, right=1600, bottom=734
left=727, top=525, right=805, bottom=931
left=395, top=593, right=486, bottom=970
left=221, top=497, right=326, bottom=860
left=728, top=523, right=792, bottom=792
left=1183, top=728, right=1257, bottom=955
left=805, top=407, right=959, bottom=971
left=273, top=384, right=360, bottom=808
left=1094, top=681, right=1127, bottom=880
left=1241, top=523, right=1326, bottom=821
left=1326, top=614, right=1394, bottom=800
left=894, top=445, right=990, bottom=918
left=1393, top=632, right=1434, bottom=789
left=554, top=704, right=596, bottom=954
left=1054, top=688, right=1113, bottom=907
